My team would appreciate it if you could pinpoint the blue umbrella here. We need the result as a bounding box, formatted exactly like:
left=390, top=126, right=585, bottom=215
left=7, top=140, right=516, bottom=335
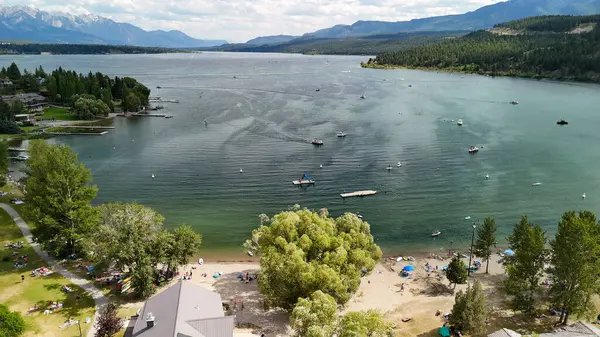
left=403, top=265, right=415, bottom=272
left=504, top=249, right=515, bottom=256
left=213, top=273, right=220, bottom=278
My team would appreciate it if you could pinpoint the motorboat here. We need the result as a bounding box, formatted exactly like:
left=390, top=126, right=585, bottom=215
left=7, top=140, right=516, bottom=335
left=151, top=174, right=155, bottom=179
left=386, top=165, right=393, bottom=171
left=311, top=139, right=324, bottom=145
left=468, top=146, right=479, bottom=153
left=408, top=84, right=412, bottom=88
left=337, top=131, right=347, bottom=137
left=360, top=95, right=366, bottom=99
left=293, top=173, right=315, bottom=185
left=582, top=193, right=586, bottom=199
left=557, top=119, right=568, bottom=125
left=165, top=115, right=173, bottom=119
left=531, top=182, right=542, bottom=187
left=240, top=168, right=243, bottom=173
left=510, top=100, right=519, bottom=105
left=431, top=230, right=441, bottom=237
left=315, top=88, right=320, bottom=92
left=15, top=155, right=29, bottom=161
left=156, top=85, right=162, bottom=89
left=485, top=173, right=489, bottom=179
left=457, top=119, right=463, bottom=126
left=397, top=161, right=402, bottom=167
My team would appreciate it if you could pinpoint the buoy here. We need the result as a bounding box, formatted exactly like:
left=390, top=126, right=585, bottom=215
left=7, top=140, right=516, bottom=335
left=113, top=146, right=116, bottom=150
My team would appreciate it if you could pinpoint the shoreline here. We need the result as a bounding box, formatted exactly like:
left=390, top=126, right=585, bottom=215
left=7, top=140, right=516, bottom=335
left=360, top=62, right=600, bottom=84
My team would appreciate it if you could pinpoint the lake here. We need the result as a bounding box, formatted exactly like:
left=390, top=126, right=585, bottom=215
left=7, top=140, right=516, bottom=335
left=4, top=52, right=600, bottom=258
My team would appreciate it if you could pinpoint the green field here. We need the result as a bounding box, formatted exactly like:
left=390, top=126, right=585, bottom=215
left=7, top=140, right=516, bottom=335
left=0, top=207, right=96, bottom=337
left=41, top=107, right=77, bottom=121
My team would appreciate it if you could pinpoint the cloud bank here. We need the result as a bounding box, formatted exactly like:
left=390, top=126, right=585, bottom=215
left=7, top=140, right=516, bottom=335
left=0, top=0, right=502, bottom=42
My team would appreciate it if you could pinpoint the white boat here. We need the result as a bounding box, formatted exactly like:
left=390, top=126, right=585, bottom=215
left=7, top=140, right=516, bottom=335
left=397, top=162, right=402, bottom=167
left=319, top=164, right=323, bottom=168
left=468, top=146, right=479, bottom=153
left=531, top=182, right=542, bottom=187
left=582, top=193, right=586, bottom=199
left=510, top=100, right=519, bottom=105
left=457, top=119, right=463, bottom=126
left=311, top=139, right=324, bottom=145
left=337, top=131, right=347, bottom=137
left=360, top=95, right=366, bottom=99
left=15, top=155, right=29, bottom=161
left=386, top=165, right=393, bottom=171
left=151, top=174, right=155, bottom=179
left=431, top=231, right=441, bottom=237
left=165, top=115, right=174, bottom=119
left=485, top=173, right=489, bottom=179
left=240, top=168, right=243, bottom=173
left=340, top=190, right=377, bottom=198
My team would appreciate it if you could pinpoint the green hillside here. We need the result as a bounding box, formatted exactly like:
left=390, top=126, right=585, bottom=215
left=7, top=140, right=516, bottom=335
left=365, top=15, right=600, bottom=83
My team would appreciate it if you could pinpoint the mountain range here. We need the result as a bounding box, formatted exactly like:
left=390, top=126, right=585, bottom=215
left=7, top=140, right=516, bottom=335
left=245, top=0, right=600, bottom=44
left=0, top=5, right=227, bottom=48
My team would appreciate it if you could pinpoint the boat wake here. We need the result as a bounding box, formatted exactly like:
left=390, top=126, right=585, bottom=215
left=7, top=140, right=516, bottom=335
left=223, top=118, right=311, bottom=144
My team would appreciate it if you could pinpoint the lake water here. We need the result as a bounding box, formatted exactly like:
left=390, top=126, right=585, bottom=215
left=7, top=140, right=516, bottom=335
left=4, top=53, right=600, bottom=258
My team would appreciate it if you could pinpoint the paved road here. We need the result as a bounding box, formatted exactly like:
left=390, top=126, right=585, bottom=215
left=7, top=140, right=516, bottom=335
left=0, top=203, right=108, bottom=337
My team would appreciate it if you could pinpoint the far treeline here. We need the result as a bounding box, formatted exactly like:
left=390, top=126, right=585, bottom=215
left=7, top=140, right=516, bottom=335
left=0, top=43, right=180, bottom=55
left=365, top=15, right=600, bottom=83
left=203, top=31, right=468, bottom=55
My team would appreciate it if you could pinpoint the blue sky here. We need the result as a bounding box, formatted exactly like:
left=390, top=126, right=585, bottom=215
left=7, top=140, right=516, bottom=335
left=0, top=0, right=503, bottom=42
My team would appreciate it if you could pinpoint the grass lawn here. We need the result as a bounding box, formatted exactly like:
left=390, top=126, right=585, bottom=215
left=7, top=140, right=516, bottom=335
left=21, top=126, right=45, bottom=133
left=0, top=208, right=96, bottom=337
left=40, top=107, right=77, bottom=121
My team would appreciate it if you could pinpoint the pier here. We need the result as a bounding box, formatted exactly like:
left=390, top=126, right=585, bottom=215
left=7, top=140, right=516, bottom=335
left=8, top=147, right=28, bottom=152
left=340, top=190, right=377, bottom=198
left=57, top=126, right=115, bottom=129
left=48, top=131, right=108, bottom=136
left=130, top=113, right=167, bottom=117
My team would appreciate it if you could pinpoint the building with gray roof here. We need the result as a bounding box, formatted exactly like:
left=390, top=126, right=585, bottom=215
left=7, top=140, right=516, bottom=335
left=488, top=322, right=600, bottom=337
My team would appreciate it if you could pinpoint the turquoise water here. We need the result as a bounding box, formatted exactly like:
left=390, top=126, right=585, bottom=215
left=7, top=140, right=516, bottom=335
left=5, top=53, right=600, bottom=257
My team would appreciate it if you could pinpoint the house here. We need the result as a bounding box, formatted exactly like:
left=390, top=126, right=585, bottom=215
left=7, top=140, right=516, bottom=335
left=0, top=78, right=13, bottom=88
left=131, top=281, right=234, bottom=337
left=488, top=322, right=600, bottom=337
left=0, top=93, right=48, bottom=112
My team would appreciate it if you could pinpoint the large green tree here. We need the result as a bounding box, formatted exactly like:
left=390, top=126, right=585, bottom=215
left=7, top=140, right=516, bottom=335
left=23, top=141, right=99, bottom=257
left=290, top=290, right=338, bottom=337
left=338, top=310, right=394, bottom=337
left=247, top=208, right=382, bottom=309
left=549, top=210, right=600, bottom=325
left=122, top=92, right=141, bottom=112
left=474, top=217, right=497, bottom=274
left=6, top=62, right=21, bottom=80
left=94, top=302, right=123, bottom=337
left=0, top=304, right=26, bottom=337
left=446, top=256, right=468, bottom=289
left=72, top=97, right=110, bottom=120
left=171, top=224, right=203, bottom=268
left=0, top=101, right=21, bottom=134
left=503, top=216, right=547, bottom=315
left=0, top=141, right=8, bottom=186
left=449, top=280, right=486, bottom=335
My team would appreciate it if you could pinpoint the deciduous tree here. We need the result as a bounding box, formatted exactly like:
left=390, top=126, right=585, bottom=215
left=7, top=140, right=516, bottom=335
left=94, top=302, right=123, bottom=337
left=475, top=217, right=497, bottom=273
left=338, top=310, right=394, bottom=337
left=0, top=304, right=26, bottom=337
left=247, top=208, right=382, bottom=309
left=549, top=211, right=600, bottom=325
left=504, top=216, right=547, bottom=315
left=290, top=290, right=338, bottom=337
left=23, top=141, right=99, bottom=257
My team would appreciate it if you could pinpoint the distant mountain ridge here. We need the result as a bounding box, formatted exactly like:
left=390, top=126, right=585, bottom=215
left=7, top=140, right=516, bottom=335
left=0, top=5, right=227, bottom=48
left=245, top=35, right=299, bottom=45
left=252, top=0, right=600, bottom=40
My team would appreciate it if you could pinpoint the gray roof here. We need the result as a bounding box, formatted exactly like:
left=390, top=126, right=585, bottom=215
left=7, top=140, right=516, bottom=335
left=489, top=322, right=600, bottom=337
left=488, top=328, right=522, bottom=337
left=132, top=281, right=233, bottom=337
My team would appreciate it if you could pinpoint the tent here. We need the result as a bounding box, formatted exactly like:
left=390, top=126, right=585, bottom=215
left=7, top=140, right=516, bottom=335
left=213, top=273, right=220, bottom=278
left=504, top=249, right=515, bottom=256
left=439, top=325, right=450, bottom=337
left=403, top=265, right=415, bottom=272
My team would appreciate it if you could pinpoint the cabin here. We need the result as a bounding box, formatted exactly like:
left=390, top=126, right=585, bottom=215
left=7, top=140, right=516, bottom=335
left=0, top=93, right=48, bottom=112
left=488, top=322, right=600, bottom=337
left=0, top=78, right=13, bottom=88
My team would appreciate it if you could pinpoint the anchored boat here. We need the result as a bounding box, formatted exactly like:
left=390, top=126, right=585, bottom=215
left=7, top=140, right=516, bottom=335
left=293, top=173, right=315, bottom=185
left=311, top=139, right=324, bottom=145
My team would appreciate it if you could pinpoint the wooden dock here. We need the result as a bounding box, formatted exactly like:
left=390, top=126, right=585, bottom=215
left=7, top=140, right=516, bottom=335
left=8, top=147, right=28, bottom=152
left=58, top=126, right=115, bottom=129
left=340, top=190, right=377, bottom=198
left=48, top=131, right=108, bottom=136
left=130, top=113, right=167, bottom=117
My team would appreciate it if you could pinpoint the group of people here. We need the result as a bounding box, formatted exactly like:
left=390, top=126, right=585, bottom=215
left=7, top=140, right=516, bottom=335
left=13, top=254, right=28, bottom=269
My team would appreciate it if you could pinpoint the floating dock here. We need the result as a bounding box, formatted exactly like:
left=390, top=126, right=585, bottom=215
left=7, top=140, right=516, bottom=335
left=130, top=113, right=167, bottom=117
left=8, top=147, right=28, bottom=152
left=340, top=190, right=377, bottom=198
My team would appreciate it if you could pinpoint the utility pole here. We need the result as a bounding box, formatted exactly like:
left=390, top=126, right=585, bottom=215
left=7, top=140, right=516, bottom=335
left=468, top=222, right=476, bottom=276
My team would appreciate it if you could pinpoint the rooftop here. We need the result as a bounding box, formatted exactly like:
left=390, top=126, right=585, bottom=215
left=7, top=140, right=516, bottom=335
left=488, top=322, right=600, bottom=337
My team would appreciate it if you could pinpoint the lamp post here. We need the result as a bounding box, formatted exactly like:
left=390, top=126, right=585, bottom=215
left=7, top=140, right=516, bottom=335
left=468, top=222, right=476, bottom=276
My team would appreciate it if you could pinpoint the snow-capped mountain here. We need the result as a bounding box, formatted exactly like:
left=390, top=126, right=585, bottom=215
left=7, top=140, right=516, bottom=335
left=0, top=5, right=227, bottom=47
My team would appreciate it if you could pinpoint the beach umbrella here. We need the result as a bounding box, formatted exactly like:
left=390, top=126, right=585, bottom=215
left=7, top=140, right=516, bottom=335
left=212, top=273, right=220, bottom=278
left=504, top=249, right=515, bottom=256
left=439, top=325, right=450, bottom=337
left=403, top=265, right=415, bottom=272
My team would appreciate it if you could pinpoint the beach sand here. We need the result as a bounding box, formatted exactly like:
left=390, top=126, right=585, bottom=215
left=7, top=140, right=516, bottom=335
left=169, top=253, right=507, bottom=337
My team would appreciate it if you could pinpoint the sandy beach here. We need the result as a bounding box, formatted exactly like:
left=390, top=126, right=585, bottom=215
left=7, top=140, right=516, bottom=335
left=163, top=253, right=507, bottom=337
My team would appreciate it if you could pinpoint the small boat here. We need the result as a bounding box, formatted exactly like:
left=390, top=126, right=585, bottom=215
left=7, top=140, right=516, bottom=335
left=356, top=212, right=363, bottom=219
left=360, top=95, right=366, bottom=99
left=408, top=84, right=412, bottom=88
left=337, top=131, right=347, bottom=137
left=156, top=85, right=162, bottom=89
left=165, top=115, right=173, bottom=119
left=397, top=162, right=402, bottom=167
left=15, top=155, right=29, bottom=161
left=485, top=173, right=489, bottom=179
left=457, top=119, right=463, bottom=126
left=532, top=182, right=542, bottom=187
left=465, top=216, right=471, bottom=220
left=233, top=75, right=237, bottom=79
left=557, top=119, right=568, bottom=125
left=151, top=174, right=155, bottom=179
left=247, top=250, right=254, bottom=256
left=510, top=100, right=519, bottom=105
left=293, top=173, right=315, bottom=185
left=240, top=168, right=243, bottom=173
left=311, top=139, right=324, bottom=145
left=468, top=146, right=479, bottom=153
left=582, top=192, right=586, bottom=199
left=340, top=190, right=377, bottom=198
left=319, top=164, right=323, bottom=168
left=386, top=165, right=393, bottom=171
left=431, top=230, right=441, bottom=237
left=315, top=88, right=320, bottom=92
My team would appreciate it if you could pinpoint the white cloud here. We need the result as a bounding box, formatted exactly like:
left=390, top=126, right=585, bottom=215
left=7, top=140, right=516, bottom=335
left=0, top=0, right=502, bottom=42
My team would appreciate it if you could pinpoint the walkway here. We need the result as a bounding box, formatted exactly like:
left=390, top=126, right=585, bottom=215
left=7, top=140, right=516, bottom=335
left=0, top=203, right=108, bottom=337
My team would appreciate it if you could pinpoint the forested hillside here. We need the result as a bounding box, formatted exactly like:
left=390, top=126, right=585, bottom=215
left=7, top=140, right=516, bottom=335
left=365, top=15, right=600, bottom=83
left=0, top=43, right=178, bottom=55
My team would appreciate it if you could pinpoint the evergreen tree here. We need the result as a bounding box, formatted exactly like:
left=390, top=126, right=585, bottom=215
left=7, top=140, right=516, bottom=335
left=474, top=217, right=497, bottom=273
left=6, top=62, right=21, bottom=80
left=504, top=216, right=547, bottom=315
left=549, top=211, right=600, bottom=325
left=446, top=256, right=468, bottom=289
left=449, top=280, right=486, bottom=334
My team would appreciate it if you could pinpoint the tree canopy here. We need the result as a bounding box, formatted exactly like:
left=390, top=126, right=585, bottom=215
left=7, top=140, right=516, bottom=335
left=337, top=310, right=394, bottom=337
left=503, top=216, right=548, bottom=315
left=474, top=217, right=497, bottom=274
left=94, top=302, right=123, bottom=337
left=72, top=97, right=110, bottom=120
left=446, top=256, right=467, bottom=289
left=0, top=141, right=9, bottom=186
left=247, top=208, right=382, bottom=309
left=23, top=140, right=99, bottom=257
left=0, top=101, right=21, bottom=134
left=549, top=211, right=600, bottom=324
left=449, top=280, right=486, bottom=335
left=0, top=304, right=26, bottom=337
